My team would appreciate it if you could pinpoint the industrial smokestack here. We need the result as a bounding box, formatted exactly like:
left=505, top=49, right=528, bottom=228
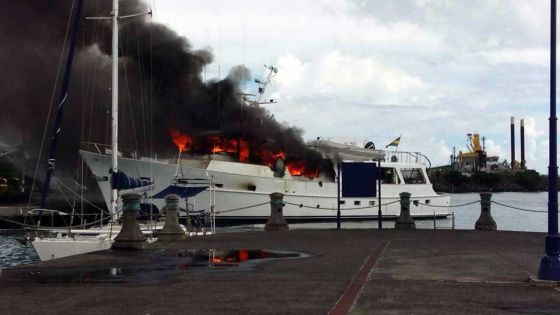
left=510, top=116, right=515, bottom=170
left=520, top=119, right=525, bottom=169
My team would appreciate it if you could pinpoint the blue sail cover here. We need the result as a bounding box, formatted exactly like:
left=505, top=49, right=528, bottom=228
left=152, top=185, right=208, bottom=199
left=111, top=170, right=153, bottom=190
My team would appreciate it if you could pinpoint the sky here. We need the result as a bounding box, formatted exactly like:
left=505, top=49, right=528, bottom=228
left=152, top=0, right=553, bottom=173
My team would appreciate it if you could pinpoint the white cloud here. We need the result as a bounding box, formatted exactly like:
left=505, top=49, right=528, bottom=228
left=475, top=48, right=549, bottom=66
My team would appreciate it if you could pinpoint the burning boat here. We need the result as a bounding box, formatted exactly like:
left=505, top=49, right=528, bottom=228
left=79, top=62, right=450, bottom=221
left=80, top=136, right=450, bottom=221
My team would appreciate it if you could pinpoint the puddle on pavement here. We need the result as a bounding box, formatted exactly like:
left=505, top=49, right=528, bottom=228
left=3, top=249, right=309, bottom=284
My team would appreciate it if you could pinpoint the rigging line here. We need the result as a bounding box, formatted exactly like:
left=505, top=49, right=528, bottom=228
left=53, top=177, right=110, bottom=214
left=121, top=37, right=140, bottom=153
left=86, top=0, right=102, bottom=149
left=26, top=0, right=76, bottom=211
left=75, top=19, right=88, bottom=221
left=134, top=19, right=148, bottom=153
left=53, top=178, right=75, bottom=213
left=149, top=1, right=154, bottom=161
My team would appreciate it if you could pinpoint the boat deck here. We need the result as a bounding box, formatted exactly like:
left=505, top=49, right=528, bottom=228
left=1, top=229, right=559, bottom=314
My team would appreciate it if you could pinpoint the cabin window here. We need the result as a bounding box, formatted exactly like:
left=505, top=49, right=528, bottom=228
left=354, top=201, right=361, bottom=206
left=339, top=200, right=346, bottom=205
left=380, top=167, right=399, bottom=184
left=369, top=201, right=375, bottom=206
left=401, top=168, right=426, bottom=184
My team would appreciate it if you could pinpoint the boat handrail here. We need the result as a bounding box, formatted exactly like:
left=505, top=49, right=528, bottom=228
left=383, top=151, right=432, bottom=169
left=81, top=141, right=145, bottom=159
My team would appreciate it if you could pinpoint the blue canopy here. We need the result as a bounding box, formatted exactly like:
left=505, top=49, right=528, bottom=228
left=152, top=185, right=208, bottom=199
left=111, top=170, right=153, bottom=190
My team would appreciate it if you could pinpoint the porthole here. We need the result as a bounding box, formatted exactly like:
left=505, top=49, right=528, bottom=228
left=339, top=200, right=346, bottom=205
left=354, top=201, right=361, bottom=206
left=369, top=201, right=375, bottom=206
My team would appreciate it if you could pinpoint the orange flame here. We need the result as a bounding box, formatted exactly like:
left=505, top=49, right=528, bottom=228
left=286, top=161, right=319, bottom=178
left=168, top=128, right=192, bottom=152
left=166, top=130, right=319, bottom=178
left=255, top=149, right=286, bottom=167
left=210, top=137, right=250, bottom=162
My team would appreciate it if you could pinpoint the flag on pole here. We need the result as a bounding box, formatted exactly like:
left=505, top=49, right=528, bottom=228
left=385, top=136, right=401, bottom=148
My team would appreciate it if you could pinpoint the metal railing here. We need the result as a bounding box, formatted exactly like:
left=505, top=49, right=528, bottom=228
left=383, top=151, right=432, bottom=168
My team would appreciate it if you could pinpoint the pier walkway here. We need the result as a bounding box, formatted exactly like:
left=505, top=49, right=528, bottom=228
left=1, top=230, right=559, bottom=314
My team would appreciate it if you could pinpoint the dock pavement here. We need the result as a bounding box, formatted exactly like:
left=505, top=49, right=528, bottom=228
left=1, top=229, right=559, bottom=314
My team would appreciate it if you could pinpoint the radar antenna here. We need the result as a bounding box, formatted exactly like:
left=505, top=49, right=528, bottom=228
left=245, top=65, right=278, bottom=107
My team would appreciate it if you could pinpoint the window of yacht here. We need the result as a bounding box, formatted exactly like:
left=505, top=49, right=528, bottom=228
left=380, top=167, right=399, bottom=184
left=401, top=168, right=427, bottom=184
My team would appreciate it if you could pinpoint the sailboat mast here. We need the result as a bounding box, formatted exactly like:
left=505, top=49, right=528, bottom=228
left=39, top=0, right=84, bottom=213
left=110, top=0, right=119, bottom=220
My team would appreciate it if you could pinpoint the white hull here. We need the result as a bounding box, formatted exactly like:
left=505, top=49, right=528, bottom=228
left=31, top=223, right=212, bottom=261
left=32, top=234, right=113, bottom=261
left=80, top=150, right=451, bottom=220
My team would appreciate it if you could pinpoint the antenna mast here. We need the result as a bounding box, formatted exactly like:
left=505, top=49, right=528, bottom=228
left=245, top=65, right=278, bottom=107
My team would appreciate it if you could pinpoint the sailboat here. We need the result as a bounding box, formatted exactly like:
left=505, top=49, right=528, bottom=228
left=30, top=0, right=166, bottom=261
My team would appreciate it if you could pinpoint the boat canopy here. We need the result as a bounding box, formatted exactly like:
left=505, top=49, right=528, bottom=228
left=152, top=185, right=208, bottom=199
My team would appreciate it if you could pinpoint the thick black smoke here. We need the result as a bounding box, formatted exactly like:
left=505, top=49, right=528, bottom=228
left=0, top=0, right=330, bottom=180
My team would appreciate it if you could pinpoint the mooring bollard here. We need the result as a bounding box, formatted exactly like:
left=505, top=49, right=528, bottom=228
left=395, top=192, right=416, bottom=230
left=265, top=192, right=289, bottom=231
left=158, top=194, right=186, bottom=241
left=112, top=193, right=148, bottom=250
left=475, top=192, right=497, bottom=231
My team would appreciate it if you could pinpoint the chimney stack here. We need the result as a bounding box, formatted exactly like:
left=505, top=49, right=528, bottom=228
left=520, top=119, right=525, bottom=169
left=510, top=116, right=515, bottom=169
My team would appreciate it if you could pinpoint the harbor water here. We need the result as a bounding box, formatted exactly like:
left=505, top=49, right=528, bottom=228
left=0, top=192, right=553, bottom=268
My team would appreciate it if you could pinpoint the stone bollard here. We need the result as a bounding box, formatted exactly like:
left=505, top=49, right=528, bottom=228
left=158, top=194, right=186, bottom=241
left=265, top=192, right=289, bottom=231
left=475, top=192, right=497, bottom=231
left=112, top=193, right=148, bottom=250
left=395, top=192, right=416, bottom=230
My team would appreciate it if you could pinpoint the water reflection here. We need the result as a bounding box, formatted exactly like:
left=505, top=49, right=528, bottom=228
left=2, top=249, right=307, bottom=284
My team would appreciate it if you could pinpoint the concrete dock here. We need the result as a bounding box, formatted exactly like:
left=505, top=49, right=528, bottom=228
left=1, top=229, right=559, bottom=314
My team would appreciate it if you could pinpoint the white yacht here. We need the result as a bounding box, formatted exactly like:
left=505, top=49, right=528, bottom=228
left=80, top=138, right=451, bottom=221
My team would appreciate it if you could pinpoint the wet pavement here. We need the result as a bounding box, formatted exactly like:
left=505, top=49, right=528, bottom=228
left=2, top=249, right=308, bottom=284
left=0, top=229, right=559, bottom=314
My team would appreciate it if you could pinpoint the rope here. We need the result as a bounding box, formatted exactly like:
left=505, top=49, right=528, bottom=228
left=417, top=199, right=546, bottom=213
left=215, top=202, right=270, bottom=214
left=417, top=201, right=480, bottom=208
left=491, top=201, right=547, bottom=213
left=284, top=200, right=401, bottom=211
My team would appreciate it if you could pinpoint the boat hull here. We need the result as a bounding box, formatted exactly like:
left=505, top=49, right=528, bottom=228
left=32, top=235, right=113, bottom=261
left=80, top=150, right=451, bottom=220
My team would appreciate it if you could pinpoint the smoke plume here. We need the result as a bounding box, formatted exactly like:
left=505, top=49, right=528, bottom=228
left=0, top=0, right=331, bottom=181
